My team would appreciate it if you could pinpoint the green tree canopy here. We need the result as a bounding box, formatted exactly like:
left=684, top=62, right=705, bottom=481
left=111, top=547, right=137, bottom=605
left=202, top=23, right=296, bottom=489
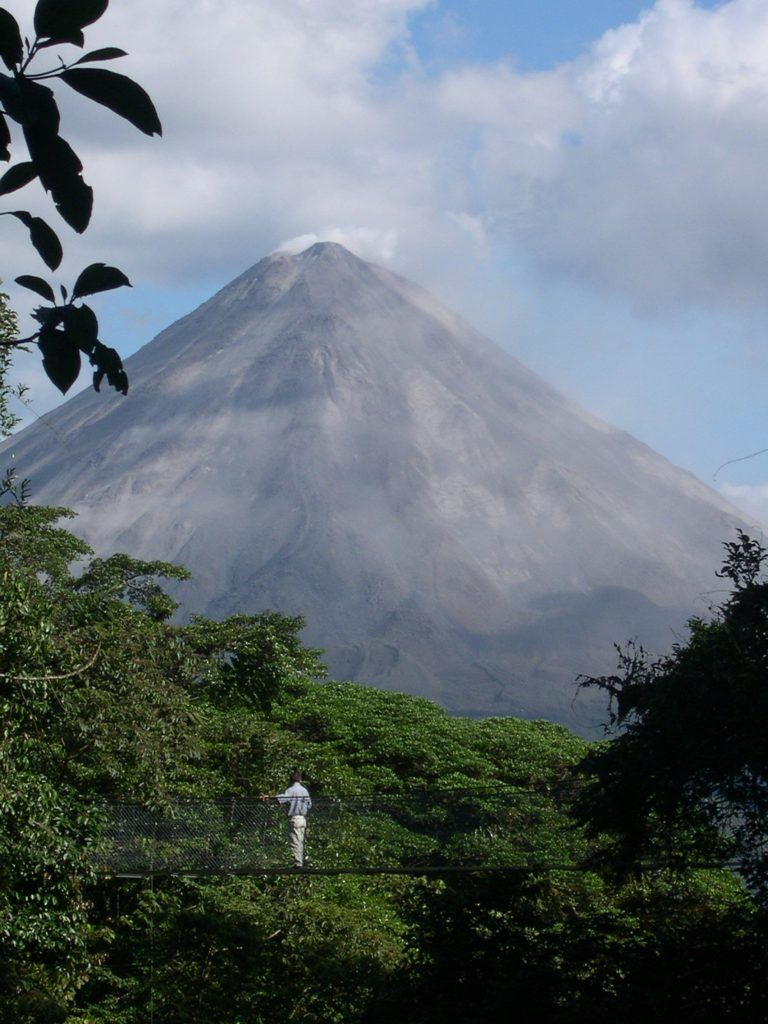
left=0, top=505, right=765, bottom=1022
left=578, top=530, right=768, bottom=901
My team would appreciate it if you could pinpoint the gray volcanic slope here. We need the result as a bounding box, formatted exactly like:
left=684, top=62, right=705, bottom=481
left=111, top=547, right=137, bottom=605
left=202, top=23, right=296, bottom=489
left=1, top=242, right=755, bottom=730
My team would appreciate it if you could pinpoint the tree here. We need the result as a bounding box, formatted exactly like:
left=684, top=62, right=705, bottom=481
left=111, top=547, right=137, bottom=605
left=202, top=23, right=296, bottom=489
left=0, top=284, right=18, bottom=430
left=577, top=530, right=768, bottom=902
left=185, top=611, right=326, bottom=716
left=0, top=503, right=202, bottom=1019
left=0, top=0, right=161, bottom=397
left=0, top=283, right=29, bottom=501
left=1, top=502, right=763, bottom=1021
left=0, top=502, right=328, bottom=1019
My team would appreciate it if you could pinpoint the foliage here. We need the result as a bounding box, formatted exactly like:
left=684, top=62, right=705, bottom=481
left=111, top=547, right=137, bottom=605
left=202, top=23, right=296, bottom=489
left=185, top=612, right=326, bottom=715
left=0, top=504, right=326, bottom=1019
left=399, top=868, right=763, bottom=1024
left=263, top=679, right=585, bottom=809
left=0, top=0, right=162, bottom=395
left=0, top=505, right=199, bottom=1019
left=578, top=530, right=768, bottom=902
left=0, top=284, right=19, bottom=434
left=0, top=284, right=29, bottom=502
left=73, top=873, right=414, bottom=1024
left=0, top=508, right=765, bottom=1021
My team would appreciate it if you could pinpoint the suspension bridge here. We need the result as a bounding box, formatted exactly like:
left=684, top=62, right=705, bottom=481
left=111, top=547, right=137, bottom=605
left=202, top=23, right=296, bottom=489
left=95, top=784, right=599, bottom=877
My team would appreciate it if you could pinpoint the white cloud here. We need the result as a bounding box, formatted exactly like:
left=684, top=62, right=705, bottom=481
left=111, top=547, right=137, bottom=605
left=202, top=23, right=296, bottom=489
left=277, top=227, right=398, bottom=262
left=436, top=0, right=768, bottom=309
left=2, top=0, right=768, bottom=321
left=1, top=1, right=437, bottom=285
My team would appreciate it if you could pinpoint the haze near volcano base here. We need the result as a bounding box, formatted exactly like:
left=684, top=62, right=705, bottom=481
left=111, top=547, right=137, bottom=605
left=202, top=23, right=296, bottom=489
left=3, top=242, right=756, bottom=731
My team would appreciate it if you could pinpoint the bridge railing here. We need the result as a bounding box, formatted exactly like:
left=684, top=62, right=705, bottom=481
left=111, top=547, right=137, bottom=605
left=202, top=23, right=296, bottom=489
left=94, top=785, right=586, bottom=875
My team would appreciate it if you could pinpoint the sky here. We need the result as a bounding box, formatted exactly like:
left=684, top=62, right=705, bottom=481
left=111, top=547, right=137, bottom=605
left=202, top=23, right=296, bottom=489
left=3, top=0, right=768, bottom=524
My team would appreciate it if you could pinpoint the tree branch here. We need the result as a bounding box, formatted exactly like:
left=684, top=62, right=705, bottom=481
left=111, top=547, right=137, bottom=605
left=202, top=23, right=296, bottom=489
left=0, top=645, right=101, bottom=681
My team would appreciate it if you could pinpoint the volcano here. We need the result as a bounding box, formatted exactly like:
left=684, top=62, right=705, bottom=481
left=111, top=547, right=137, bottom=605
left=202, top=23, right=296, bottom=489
left=1, top=242, right=753, bottom=730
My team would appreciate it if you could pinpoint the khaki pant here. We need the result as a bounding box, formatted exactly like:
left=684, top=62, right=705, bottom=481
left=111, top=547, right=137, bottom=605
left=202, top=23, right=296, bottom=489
left=288, top=815, right=306, bottom=867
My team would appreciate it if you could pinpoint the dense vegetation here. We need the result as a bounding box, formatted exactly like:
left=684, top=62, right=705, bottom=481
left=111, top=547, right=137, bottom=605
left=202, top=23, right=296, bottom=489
left=579, top=529, right=768, bottom=902
left=0, top=495, right=765, bottom=1024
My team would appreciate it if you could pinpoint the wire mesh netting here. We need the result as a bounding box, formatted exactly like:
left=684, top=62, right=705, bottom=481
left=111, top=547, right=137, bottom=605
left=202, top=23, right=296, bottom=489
left=93, top=785, right=585, bottom=875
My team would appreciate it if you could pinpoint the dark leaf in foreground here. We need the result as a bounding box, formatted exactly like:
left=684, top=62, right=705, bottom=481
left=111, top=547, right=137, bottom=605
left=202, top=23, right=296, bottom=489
left=73, top=46, right=127, bottom=65
left=63, top=302, right=98, bottom=353
left=23, top=124, right=93, bottom=231
left=0, top=161, right=37, bottom=195
left=26, top=215, right=62, bottom=271
left=0, top=7, right=23, bottom=70
left=0, top=73, right=22, bottom=125
left=37, top=29, right=84, bottom=49
left=73, top=262, right=130, bottom=299
left=15, top=273, right=56, bottom=303
left=38, top=322, right=81, bottom=394
left=34, top=0, right=108, bottom=42
left=0, top=110, right=9, bottom=160
left=60, top=67, right=161, bottom=136
left=8, top=210, right=62, bottom=270
left=17, top=78, right=60, bottom=133
left=90, top=339, right=127, bottom=394
left=30, top=303, right=63, bottom=326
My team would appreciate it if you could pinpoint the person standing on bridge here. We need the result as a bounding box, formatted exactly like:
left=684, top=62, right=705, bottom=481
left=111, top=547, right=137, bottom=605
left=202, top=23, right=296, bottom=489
left=276, top=771, right=312, bottom=868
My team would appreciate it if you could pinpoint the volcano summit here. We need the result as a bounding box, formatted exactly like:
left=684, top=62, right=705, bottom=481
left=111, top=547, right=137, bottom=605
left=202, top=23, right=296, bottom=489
left=2, top=242, right=753, bottom=730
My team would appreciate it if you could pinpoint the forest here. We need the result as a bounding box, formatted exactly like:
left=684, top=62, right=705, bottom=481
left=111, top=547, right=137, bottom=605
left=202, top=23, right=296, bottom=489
left=0, top=496, right=766, bottom=1024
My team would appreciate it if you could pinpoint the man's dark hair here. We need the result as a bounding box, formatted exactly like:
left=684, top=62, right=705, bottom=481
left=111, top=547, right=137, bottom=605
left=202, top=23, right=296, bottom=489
left=290, top=770, right=302, bottom=784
